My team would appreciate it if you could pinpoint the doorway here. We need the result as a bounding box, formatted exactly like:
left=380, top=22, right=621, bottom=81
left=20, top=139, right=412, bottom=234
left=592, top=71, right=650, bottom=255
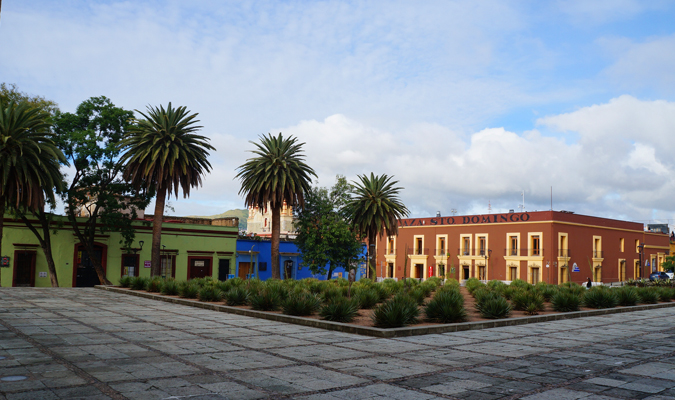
left=463, top=265, right=470, bottom=280
left=414, top=264, right=423, bottom=279
left=188, top=257, right=212, bottom=280
left=121, top=254, right=139, bottom=278
left=388, top=263, right=394, bottom=278
left=238, top=262, right=250, bottom=279
left=560, top=267, right=568, bottom=283
left=478, top=266, right=486, bottom=280
left=76, top=246, right=103, bottom=287
left=13, top=251, right=36, bottom=287
left=509, top=267, right=518, bottom=281
left=218, top=259, right=230, bottom=281
left=531, top=268, right=540, bottom=284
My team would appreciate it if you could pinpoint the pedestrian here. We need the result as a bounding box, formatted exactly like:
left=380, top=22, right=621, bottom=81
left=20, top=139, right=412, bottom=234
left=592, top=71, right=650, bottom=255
left=586, top=277, right=592, bottom=289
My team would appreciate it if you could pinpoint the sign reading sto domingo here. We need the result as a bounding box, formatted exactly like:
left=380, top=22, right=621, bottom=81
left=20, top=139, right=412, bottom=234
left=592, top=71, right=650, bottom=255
left=400, top=213, right=532, bottom=227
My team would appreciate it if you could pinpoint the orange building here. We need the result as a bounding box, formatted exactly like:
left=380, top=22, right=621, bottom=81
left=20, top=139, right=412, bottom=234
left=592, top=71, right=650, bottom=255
left=375, top=211, right=669, bottom=285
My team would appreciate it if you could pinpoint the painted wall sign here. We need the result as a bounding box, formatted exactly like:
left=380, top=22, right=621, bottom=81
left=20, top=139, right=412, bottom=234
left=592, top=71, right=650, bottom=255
left=399, top=213, right=531, bottom=227
left=144, top=260, right=151, bottom=268
left=572, top=263, right=580, bottom=272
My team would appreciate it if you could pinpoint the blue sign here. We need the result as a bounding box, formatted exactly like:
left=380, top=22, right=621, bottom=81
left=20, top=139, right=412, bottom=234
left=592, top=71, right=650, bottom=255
left=646, top=260, right=650, bottom=267
left=572, top=263, right=580, bottom=272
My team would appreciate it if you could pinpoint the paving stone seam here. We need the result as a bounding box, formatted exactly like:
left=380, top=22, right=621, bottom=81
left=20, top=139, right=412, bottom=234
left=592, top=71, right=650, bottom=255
left=0, top=292, right=286, bottom=399
left=0, top=317, right=128, bottom=400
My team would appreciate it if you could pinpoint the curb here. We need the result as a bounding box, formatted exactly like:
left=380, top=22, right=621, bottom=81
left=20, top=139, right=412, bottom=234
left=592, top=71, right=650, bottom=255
left=95, top=285, right=675, bottom=338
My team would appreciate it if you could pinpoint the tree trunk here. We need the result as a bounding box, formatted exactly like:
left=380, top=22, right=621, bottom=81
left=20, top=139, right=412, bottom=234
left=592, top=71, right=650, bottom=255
left=66, top=207, right=112, bottom=285
left=151, top=186, right=166, bottom=277
left=0, top=198, right=4, bottom=287
left=368, top=230, right=376, bottom=279
left=326, top=263, right=335, bottom=280
left=271, top=204, right=281, bottom=279
left=19, top=210, right=59, bottom=287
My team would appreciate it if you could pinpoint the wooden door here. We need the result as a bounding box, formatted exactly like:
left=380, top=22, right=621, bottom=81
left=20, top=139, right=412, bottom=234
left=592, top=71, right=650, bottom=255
left=76, top=246, right=102, bottom=287
left=189, top=258, right=211, bottom=280
left=509, top=267, right=518, bottom=281
left=238, top=262, right=250, bottom=279
left=14, top=251, right=36, bottom=287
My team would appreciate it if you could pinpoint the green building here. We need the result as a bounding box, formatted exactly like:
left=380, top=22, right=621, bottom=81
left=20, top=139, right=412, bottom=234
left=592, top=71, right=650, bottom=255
left=0, top=215, right=238, bottom=287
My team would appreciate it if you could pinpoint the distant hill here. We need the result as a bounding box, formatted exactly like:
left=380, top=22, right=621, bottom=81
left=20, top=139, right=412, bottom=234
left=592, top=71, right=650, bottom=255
left=190, top=209, right=248, bottom=231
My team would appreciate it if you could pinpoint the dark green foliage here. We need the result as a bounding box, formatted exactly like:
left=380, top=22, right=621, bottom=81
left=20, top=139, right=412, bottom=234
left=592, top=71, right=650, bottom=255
left=487, top=280, right=506, bottom=291
left=583, top=288, right=618, bottom=309
left=319, top=297, right=360, bottom=323
left=534, top=284, right=558, bottom=301
left=473, top=288, right=499, bottom=305
left=322, top=286, right=344, bottom=303
left=511, top=291, right=544, bottom=311
left=160, top=279, right=179, bottom=295
left=638, top=287, right=659, bottom=304
left=179, top=282, right=199, bottom=299
left=130, top=276, right=149, bottom=290
left=249, top=289, right=281, bottom=311
left=118, top=276, right=132, bottom=288
left=225, top=287, right=249, bottom=306
left=657, top=287, right=673, bottom=302
left=551, top=291, right=581, bottom=312
left=282, top=292, right=322, bottom=316
left=408, top=287, right=428, bottom=305
left=372, top=294, right=420, bottom=328
left=476, top=296, right=512, bottom=319
left=424, top=290, right=467, bottom=323
left=146, top=277, right=163, bottom=292
left=372, top=284, right=392, bottom=302
left=510, top=279, right=530, bottom=290
left=354, top=288, right=380, bottom=309
left=524, top=302, right=540, bottom=315
left=616, top=287, right=640, bottom=306
left=465, top=278, right=485, bottom=294
left=197, top=286, right=223, bottom=302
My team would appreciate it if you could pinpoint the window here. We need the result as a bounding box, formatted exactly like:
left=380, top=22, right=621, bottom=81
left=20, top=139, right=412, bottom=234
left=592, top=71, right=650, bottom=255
left=258, top=262, right=267, bottom=271
left=438, top=237, right=446, bottom=256
left=121, top=254, right=139, bottom=277
left=531, top=235, right=540, bottom=256
left=478, top=236, right=486, bottom=256
left=161, top=255, right=176, bottom=279
left=510, top=236, right=518, bottom=256
left=620, top=238, right=625, bottom=252
left=635, top=239, right=640, bottom=253
left=559, top=233, right=569, bottom=257
left=388, top=238, right=395, bottom=254
left=462, top=236, right=471, bottom=255
left=415, top=237, right=424, bottom=255
left=593, top=236, right=602, bottom=258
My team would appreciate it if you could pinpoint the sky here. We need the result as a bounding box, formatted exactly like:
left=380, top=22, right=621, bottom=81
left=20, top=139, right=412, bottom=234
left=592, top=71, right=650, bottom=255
left=2, top=0, right=675, bottom=225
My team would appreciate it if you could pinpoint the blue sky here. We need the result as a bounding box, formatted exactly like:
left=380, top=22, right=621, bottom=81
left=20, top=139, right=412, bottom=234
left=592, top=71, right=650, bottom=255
left=2, top=1, right=675, bottom=224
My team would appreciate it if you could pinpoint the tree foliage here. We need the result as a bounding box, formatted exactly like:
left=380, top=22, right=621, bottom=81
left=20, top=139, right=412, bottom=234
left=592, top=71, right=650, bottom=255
left=237, top=133, right=316, bottom=279
left=54, top=96, right=151, bottom=285
left=118, top=103, right=214, bottom=276
left=295, top=176, right=363, bottom=278
left=347, top=173, right=409, bottom=277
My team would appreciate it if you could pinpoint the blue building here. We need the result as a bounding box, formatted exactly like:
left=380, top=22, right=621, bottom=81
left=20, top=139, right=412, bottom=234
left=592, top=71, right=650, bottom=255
left=234, top=239, right=366, bottom=281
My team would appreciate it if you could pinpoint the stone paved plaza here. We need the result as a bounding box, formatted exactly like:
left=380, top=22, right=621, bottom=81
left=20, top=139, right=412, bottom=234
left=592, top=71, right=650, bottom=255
left=1, top=288, right=675, bottom=399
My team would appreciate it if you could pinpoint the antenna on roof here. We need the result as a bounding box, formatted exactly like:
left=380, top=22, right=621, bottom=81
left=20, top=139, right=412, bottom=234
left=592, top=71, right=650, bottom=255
left=488, top=201, right=492, bottom=214
left=519, top=191, right=525, bottom=213
left=451, top=208, right=457, bottom=216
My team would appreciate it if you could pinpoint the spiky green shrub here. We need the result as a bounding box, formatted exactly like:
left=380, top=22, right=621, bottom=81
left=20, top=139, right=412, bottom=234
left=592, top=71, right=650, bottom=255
left=424, top=289, right=466, bottom=323
left=319, top=297, right=359, bottom=323
left=535, top=284, right=558, bottom=301
left=510, top=279, right=530, bottom=290
left=225, top=287, right=248, bottom=306
left=372, top=294, right=420, bottom=328
left=477, top=296, right=511, bottom=319
left=372, top=284, right=392, bottom=302
left=354, top=288, right=380, bottom=309
left=561, top=282, right=585, bottom=296
left=408, top=287, right=427, bottom=305
left=146, top=277, right=163, bottom=292
left=638, top=287, right=659, bottom=304
left=119, top=276, right=132, bottom=288
left=616, top=287, right=640, bottom=306
left=487, top=280, right=506, bottom=291
left=130, top=276, right=149, bottom=290
left=160, top=279, right=179, bottom=296
left=512, top=291, right=544, bottom=311
left=551, top=291, right=581, bottom=312
left=465, top=277, right=485, bottom=294
left=419, top=281, right=435, bottom=297
left=657, top=287, right=673, bottom=302
left=197, top=286, right=223, bottom=302
left=249, top=289, right=281, bottom=311
left=444, top=278, right=460, bottom=289
left=473, top=288, right=499, bottom=305
left=322, top=286, right=343, bottom=303
left=583, top=288, right=618, bottom=309
left=282, top=292, right=322, bottom=316
left=524, top=302, right=540, bottom=315
left=179, top=282, right=199, bottom=299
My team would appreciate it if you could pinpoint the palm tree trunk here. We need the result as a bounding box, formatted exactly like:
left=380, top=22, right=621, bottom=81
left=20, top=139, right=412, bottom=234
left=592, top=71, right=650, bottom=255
left=151, top=186, right=166, bottom=277
left=19, top=210, right=59, bottom=287
left=0, top=197, right=4, bottom=287
left=368, top=229, right=376, bottom=279
left=271, top=204, right=281, bottom=279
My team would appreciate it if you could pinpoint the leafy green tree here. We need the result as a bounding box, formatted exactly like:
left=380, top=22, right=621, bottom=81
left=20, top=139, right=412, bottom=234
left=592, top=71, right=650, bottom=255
left=661, top=255, right=675, bottom=273
left=0, top=83, right=59, bottom=116
left=347, top=173, right=409, bottom=278
left=295, top=176, right=363, bottom=279
left=237, top=133, right=317, bottom=279
left=119, top=103, right=214, bottom=277
left=0, top=99, right=67, bottom=286
left=54, top=96, right=151, bottom=285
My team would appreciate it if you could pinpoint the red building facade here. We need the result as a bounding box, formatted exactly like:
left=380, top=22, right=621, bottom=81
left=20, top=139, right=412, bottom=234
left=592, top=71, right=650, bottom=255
left=375, top=211, right=669, bottom=285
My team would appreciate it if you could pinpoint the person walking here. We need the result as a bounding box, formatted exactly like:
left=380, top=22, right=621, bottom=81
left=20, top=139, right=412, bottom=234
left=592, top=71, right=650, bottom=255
left=586, top=277, right=592, bottom=289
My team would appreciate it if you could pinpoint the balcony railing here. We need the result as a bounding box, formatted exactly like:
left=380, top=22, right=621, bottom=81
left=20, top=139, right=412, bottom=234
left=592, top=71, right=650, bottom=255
left=435, top=249, right=448, bottom=256
left=502, top=248, right=544, bottom=257
left=559, top=249, right=570, bottom=257
left=593, top=250, right=603, bottom=258
left=408, top=248, right=429, bottom=256
left=385, top=249, right=396, bottom=255
left=458, top=248, right=472, bottom=256
left=504, top=248, right=519, bottom=256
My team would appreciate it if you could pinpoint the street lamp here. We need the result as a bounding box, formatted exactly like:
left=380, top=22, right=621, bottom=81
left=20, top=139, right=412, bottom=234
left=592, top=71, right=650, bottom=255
left=638, top=243, right=644, bottom=279
left=483, top=249, right=492, bottom=281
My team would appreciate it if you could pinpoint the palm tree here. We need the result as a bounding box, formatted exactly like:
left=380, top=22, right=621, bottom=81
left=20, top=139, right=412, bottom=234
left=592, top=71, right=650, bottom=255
left=0, top=100, right=66, bottom=286
left=237, top=133, right=316, bottom=279
left=347, top=173, right=409, bottom=278
left=119, top=103, right=214, bottom=277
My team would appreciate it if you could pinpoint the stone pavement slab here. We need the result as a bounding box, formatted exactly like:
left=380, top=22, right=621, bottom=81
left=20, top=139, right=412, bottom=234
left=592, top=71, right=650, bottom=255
left=1, top=288, right=675, bottom=399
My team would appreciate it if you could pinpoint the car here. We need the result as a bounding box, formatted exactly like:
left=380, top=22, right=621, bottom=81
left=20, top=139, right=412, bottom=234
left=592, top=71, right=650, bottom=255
left=649, top=271, right=670, bottom=281
left=666, top=271, right=675, bottom=279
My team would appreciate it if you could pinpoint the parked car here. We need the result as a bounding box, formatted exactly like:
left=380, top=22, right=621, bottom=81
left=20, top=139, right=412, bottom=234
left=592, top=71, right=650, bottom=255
left=649, top=271, right=670, bottom=281
left=666, top=271, right=674, bottom=279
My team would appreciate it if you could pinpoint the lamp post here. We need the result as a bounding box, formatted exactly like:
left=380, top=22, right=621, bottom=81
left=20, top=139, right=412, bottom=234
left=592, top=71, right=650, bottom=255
left=638, top=243, right=644, bottom=279
left=250, top=245, right=256, bottom=280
